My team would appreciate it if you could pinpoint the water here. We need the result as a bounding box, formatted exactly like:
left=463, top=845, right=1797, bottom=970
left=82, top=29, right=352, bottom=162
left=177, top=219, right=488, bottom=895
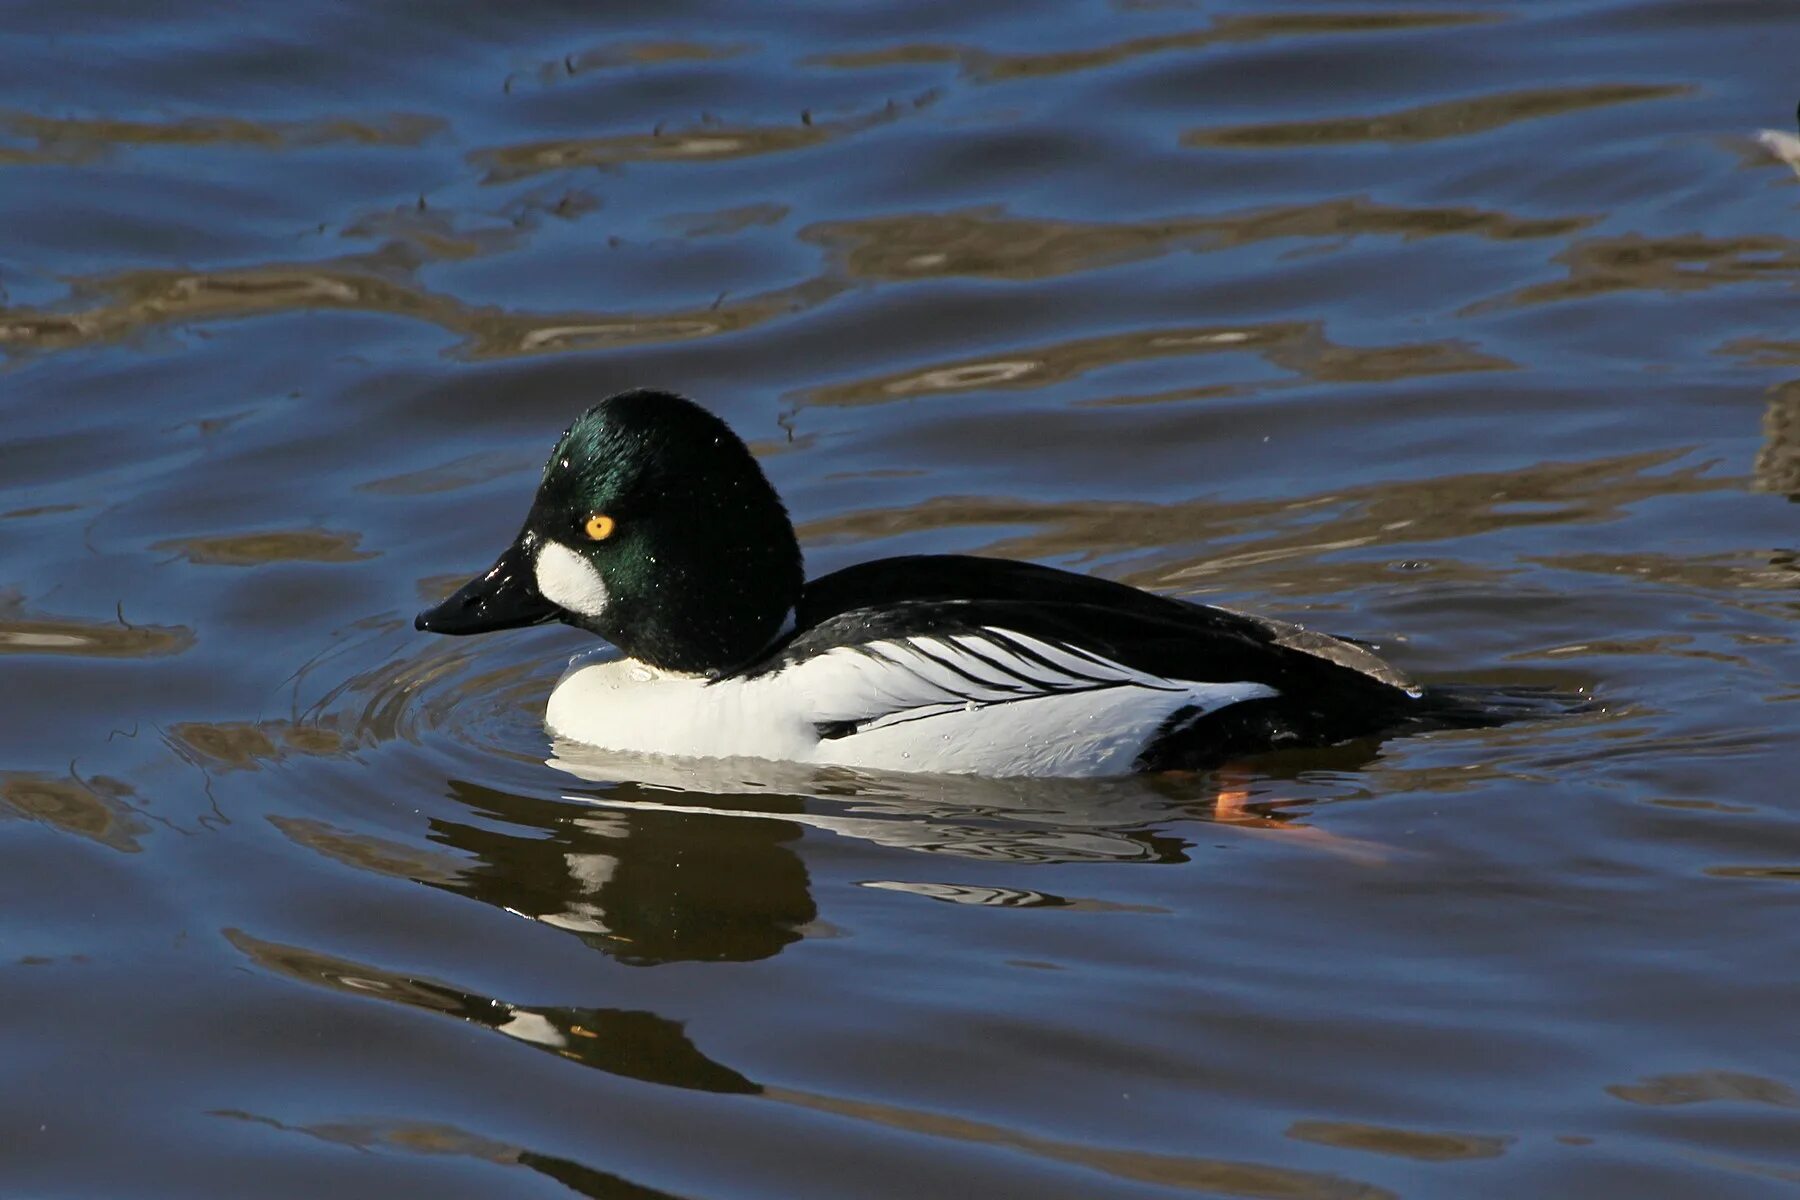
left=2, top=1, right=1797, bottom=1196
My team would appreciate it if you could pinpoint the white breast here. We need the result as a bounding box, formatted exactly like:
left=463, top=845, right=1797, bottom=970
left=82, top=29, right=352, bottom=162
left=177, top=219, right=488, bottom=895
left=544, top=629, right=1277, bottom=779
left=545, top=656, right=820, bottom=765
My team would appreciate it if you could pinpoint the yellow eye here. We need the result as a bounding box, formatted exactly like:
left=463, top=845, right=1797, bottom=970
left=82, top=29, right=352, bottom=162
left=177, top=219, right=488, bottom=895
left=583, top=513, right=616, bottom=541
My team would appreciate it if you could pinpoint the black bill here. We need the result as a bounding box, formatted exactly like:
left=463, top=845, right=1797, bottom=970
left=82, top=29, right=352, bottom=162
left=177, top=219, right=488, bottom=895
left=415, top=537, right=559, bottom=635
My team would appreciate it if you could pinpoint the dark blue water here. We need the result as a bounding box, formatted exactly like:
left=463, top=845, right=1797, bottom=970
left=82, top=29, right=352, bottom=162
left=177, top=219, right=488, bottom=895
left=3, top=2, right=1798, bottom=1196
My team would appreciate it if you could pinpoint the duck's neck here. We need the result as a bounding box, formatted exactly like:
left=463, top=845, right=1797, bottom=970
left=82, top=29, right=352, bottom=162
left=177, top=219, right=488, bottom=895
left=590, top=543, right=803, bottom=677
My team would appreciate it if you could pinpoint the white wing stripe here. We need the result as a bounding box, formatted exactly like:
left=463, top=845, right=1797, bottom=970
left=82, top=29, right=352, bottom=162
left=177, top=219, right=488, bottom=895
left=940, top=634, right=1085, bottom=691
left=861, top=641, right=957, bottom=706
left=893, top=638, right=1033, bottom=698
left=962, top=629, right=1186, bottom=692
left=793, top=626, right=1233, bottom=740
left=873, top=639, right=1015, bottom=703
left=988, top=630, right=1115, bottom=680
left=951, top=631, right=1113, bottom=689
left=950, top=633, right=1110, bottom=692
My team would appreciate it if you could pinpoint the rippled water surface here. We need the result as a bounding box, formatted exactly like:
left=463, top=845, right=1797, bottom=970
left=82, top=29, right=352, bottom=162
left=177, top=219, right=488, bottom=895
left=4, top=2, right=1798, bottom=1196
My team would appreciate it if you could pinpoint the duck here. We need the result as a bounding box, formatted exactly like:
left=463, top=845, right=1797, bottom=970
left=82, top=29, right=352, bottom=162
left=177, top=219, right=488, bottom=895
left=416, top=389, right=1517, bottom=778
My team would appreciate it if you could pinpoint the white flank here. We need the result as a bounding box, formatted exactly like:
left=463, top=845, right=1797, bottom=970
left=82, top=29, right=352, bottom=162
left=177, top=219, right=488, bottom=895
left=534, top=541, right=610, bottom=618
left=544, top=627, right=1277, bottom=778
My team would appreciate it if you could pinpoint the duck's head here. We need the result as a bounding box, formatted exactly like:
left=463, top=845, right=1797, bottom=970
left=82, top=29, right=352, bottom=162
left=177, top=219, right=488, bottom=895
left=415, top=389, right=803, bottom=675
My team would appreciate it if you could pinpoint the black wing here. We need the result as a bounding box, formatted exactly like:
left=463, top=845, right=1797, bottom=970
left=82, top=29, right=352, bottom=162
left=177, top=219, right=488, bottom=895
left=770, top=554, right=1418, bottom=701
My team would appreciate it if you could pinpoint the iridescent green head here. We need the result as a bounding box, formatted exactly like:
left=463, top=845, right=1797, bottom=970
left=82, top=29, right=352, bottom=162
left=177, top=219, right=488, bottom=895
left=417, top=389, right=803, bottom=675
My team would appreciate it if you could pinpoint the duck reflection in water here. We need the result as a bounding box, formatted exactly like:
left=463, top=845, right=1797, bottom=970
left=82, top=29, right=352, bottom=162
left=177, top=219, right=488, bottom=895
left=388, top=766, right=1201, bottom=969
left=546, top=737, right=1397, bottom=869
left=428, top=746, right=1392, bottom=963
left=424, top=778, right=820, bottom=965
left=277, top=747, right=1381, bottom=974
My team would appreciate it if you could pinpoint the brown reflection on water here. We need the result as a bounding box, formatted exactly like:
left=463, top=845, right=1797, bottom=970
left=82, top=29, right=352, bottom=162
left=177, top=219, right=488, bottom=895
left=1758, top=390, right=1798, bottom=500
left=1717, top=341, right=1800, bottom=499
left=1607, top=1070, right=1800, bottom=1108
left=0, top=187, right=1584, bottom=366
left=1723, top=337, right=1800, bottom=369
left=805, top=207, right=1207, bottom=281
left=1705, top=864, right=1800, bottom=882
left=1285, top=1120, right=1511, bottom=1161
left=470, top=91, right=937, bottom=183
left=477, top=275, right=852, bottom=357
left=1757, top=381, right=1799, bottom=501
left=1186, top=83, right=1688, bottom=149
left=0, top=252, right=851, bottom=360
left=1201, top=197, right=1593, bottom=247
left=167, top=721, right=348, bottom=772
left=799, top=321, right=1510, bottom=407
left=338, top=204, right=522, bottom=262
left=0, top=773, right=148, bottom=852
left=1273, top=333, right=1513, bottom=384
left=764, top=1087, right=1396, bottom=1200
left=224, top=927, right=761, bottom=1091
left=809, top=9, right=1488, bottom=82
left=802, top=198, right=1586, bottom=284
left=0, top=109, right=442, bottom=166
left=1521, top=549, right=1799, bottom=593
left=473, top=122, right=821, bottom=179
left=1518, top=634, right=1746, bottom=669
left=0, top=257, right=437, bottom=354
left=156, top=530, right=375, bottom=566
left=1, top=503, right=83, bottom=520
left=213, top=1110, right=685, bottom=1200
left=269, top=816, right=467, bottom=884
left=0, top=604, right=193, bottom=659
left=799, top=447, right=1718, bottom=594
left=1476, top=233, right=1800, bottom=310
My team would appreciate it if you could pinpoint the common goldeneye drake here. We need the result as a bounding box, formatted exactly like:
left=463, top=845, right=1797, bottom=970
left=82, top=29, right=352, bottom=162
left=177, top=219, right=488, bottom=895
left=416, top=389, right=1501, bottom=778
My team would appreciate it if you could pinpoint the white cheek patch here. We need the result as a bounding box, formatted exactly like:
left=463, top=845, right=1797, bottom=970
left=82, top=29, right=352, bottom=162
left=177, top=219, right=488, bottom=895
left=535, top=541, right=610, bottom=618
